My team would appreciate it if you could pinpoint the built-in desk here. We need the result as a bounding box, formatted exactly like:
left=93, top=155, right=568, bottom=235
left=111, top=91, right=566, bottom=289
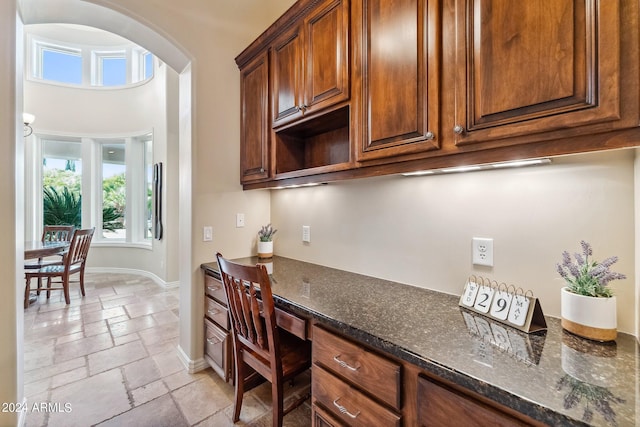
left=201, top=256, right=638, bottom=426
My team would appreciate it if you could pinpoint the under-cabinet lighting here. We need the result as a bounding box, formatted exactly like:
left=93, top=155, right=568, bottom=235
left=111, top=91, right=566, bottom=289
left=441, top=165, right=482, bottom=173
left=272, top=183, right=325, bottom=190
left=401, top=158, right=551, bottom=177
left=401, top=170, right=435, bottom=177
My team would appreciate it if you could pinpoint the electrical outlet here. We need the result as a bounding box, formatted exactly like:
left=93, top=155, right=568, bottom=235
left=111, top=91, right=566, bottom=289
left=472, top=237, right=494, bottom=267
left=203, top=226, right=213, bottom=241
left=236, top=213, right=245, bottom=228
left=302, top=225, right=311, bottom=243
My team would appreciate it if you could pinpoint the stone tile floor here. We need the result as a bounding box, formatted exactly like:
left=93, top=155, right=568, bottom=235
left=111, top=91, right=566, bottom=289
left=23, top=273, right=311, bottom=426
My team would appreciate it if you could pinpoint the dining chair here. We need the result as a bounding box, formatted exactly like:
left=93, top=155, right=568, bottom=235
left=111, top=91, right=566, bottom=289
left=216, top=253, right=311, bottom=427
left=24, top=228, right=94, bottom=308
left=24, top=224, right=75, bottom=270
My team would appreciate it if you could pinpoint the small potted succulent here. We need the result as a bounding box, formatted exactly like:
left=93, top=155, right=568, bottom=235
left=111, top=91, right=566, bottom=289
left=257, top=223, right=277, bottom=259
left=556, top=241, right=626, bottom=342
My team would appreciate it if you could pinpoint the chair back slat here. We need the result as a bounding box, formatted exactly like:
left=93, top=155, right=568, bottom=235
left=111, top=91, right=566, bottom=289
left=42, top=225, right=75, bottom=242
left=65, top=228, right=94, bottom=268
left=217, top=254, right=279, bottom=361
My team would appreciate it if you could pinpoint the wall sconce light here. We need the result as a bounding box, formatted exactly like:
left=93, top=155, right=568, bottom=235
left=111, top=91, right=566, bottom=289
left=23, top=112, right=35, bottom=137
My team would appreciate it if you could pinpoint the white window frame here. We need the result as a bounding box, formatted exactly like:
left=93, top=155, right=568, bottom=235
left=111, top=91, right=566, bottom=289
left=32, top=40, right=83, bottom=84
left=92, top=50, right=128, bottom=86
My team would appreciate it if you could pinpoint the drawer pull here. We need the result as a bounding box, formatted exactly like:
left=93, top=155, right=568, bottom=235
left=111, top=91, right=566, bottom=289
left=206, top=338, right=219, bottom=345
left=207, top=286, right=221, bottom=292
left=333, top=398, right=360, bottom=419
left=333, top=355, right=359, bottom=371
left=207, top=309, right=220, bottom=316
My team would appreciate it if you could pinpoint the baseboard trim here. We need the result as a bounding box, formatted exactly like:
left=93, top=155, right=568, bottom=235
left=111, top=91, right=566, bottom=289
left=85, top=267, right=178, bottom=288
left=177, top=345, right=209, bottom=374
left=17, top=397, right=27, bottom=427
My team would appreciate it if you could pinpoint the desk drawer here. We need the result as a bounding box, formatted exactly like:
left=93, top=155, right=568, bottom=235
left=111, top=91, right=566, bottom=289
left=313, top=326, right=401, bottom=410
left=256, top=299, right=307, bottom=340
left=205, top=296, right=229, bottom=330
left=204, top=273, right=227, bottom=305
left=204, top=318, right=231, bottom=382
left=313, top=365, right=401, bottom=427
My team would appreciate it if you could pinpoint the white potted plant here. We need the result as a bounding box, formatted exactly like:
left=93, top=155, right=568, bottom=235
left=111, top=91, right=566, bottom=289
left=257, top=223, right=277, bottom=259
left=556, top=241, right=626, bottom=342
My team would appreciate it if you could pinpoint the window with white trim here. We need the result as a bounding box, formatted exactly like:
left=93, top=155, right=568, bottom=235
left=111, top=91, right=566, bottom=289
left=31, top=38, right=154, bottom=88
left=38, top=134, right=153, bottom=245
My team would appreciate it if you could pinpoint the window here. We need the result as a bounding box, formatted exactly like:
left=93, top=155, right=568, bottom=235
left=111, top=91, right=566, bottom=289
left=100, top=142, right=126, bottom=239
left=30, top=37, right=154, bottom=88
left=95, top=52, right=127, bottom=86
left=42, top=139, right=83, bottom=227
left=37, top=135, right=152, bottom=245
left=37, top=45, right=83, bottom=85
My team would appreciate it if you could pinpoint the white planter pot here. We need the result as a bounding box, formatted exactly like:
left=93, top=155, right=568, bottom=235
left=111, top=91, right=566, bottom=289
left=560, top=287, right=617, bottom=342
left=257, top=241, right=273, bottom=259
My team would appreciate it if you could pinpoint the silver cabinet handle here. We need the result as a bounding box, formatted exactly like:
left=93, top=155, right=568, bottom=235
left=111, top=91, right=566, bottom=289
left=333, top=398, right=360, bottom=419
left=206, top=338, right=217, bottom=345
left=207, top=309, right=219, bottom=316
left=207, top=286, right=220, bottom=292
left=425, top=131, right=435, bottom=140
left=453, top=125, right=464, bottom=134
left=333, top=355, right=359, bottom=371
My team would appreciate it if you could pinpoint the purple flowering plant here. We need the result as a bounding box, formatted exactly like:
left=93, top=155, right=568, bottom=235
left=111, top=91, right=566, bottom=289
left=258, top=223, right=277, bottom=242
left=556, top=241, right=626, bottom=298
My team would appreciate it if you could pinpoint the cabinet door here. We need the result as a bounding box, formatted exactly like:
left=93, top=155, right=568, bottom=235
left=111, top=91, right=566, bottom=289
left=356, top=0, right=441, bottom=161
left=417, top=375, right=528, bottom=426
left=272, top=26, right=304, bottom=126
left=303, top=0, right=350, bottom=116
left=453, top=0, right=620, bottom=146
left=240, top=52, right=270, bottom=183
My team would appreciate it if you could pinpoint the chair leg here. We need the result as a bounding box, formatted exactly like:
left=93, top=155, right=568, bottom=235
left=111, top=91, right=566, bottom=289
left=79, top=266, right=86, bottom=297
left=232, top=354, right=245, bottom=422
left=63, top=275, right=71, bottom=305
left=272, top=380, right=284, bottom=427
left=24, top=277, right=31, bottom=309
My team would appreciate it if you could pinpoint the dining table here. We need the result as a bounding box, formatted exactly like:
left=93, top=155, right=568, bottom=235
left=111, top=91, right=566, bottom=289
left=24, top=240, right=70, bottom=260
left=24, top=240, right=70, bottom=304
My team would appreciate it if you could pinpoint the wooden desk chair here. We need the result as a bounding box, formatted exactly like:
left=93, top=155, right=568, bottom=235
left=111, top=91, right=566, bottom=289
left=24, top=228, right=94, bottom=308
left=216, top=253, right=311, bottom=427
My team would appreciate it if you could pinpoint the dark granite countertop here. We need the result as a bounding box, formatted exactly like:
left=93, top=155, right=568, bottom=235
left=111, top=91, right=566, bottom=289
left=201, top=256, right=638, bottom=427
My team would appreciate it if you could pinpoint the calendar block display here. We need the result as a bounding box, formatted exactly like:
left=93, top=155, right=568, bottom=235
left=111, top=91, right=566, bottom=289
left=459, top=276, right=547, bottom=333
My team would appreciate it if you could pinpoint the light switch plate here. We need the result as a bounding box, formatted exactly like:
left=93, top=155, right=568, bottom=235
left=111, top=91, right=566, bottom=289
left=236, top=213, right=245, bottom=228
left=302, top=225, right=311, bottom=243
left=203, top=226, right=213, bottom=242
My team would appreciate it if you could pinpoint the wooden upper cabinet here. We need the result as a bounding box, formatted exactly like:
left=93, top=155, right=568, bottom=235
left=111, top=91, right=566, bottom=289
left=356, top=0, right=441, bottom=161
left=452, top=0, right=622, bottom=146
left=240, top=52, right=270, bottom=183
left=271, top=0, right=350, bottom=127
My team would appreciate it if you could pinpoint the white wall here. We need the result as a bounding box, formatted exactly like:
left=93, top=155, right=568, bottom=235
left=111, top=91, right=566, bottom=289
left=272, top=149, right=637, bottom=335
left=1, top=4, right=23, bottom=426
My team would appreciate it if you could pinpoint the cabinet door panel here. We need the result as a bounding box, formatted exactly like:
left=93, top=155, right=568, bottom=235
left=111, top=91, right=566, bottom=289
left=417, top=375, right=528, bottom=426
left=305, top=0, right=350, bottom=113
left=272, top=28, right=304, bottom=126
left=240, top=52, right=270, bottom=183
left=454, top=0, right=620, bottom=145
left=358, top=0, right=440, bottom=161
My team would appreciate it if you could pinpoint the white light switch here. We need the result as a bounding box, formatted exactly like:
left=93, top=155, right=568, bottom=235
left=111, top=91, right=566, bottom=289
left=302, top=225, right=311, bottom=243
left=203, top=226, right=213, bottom=242
left=236, top=213, right=245, bottom=228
